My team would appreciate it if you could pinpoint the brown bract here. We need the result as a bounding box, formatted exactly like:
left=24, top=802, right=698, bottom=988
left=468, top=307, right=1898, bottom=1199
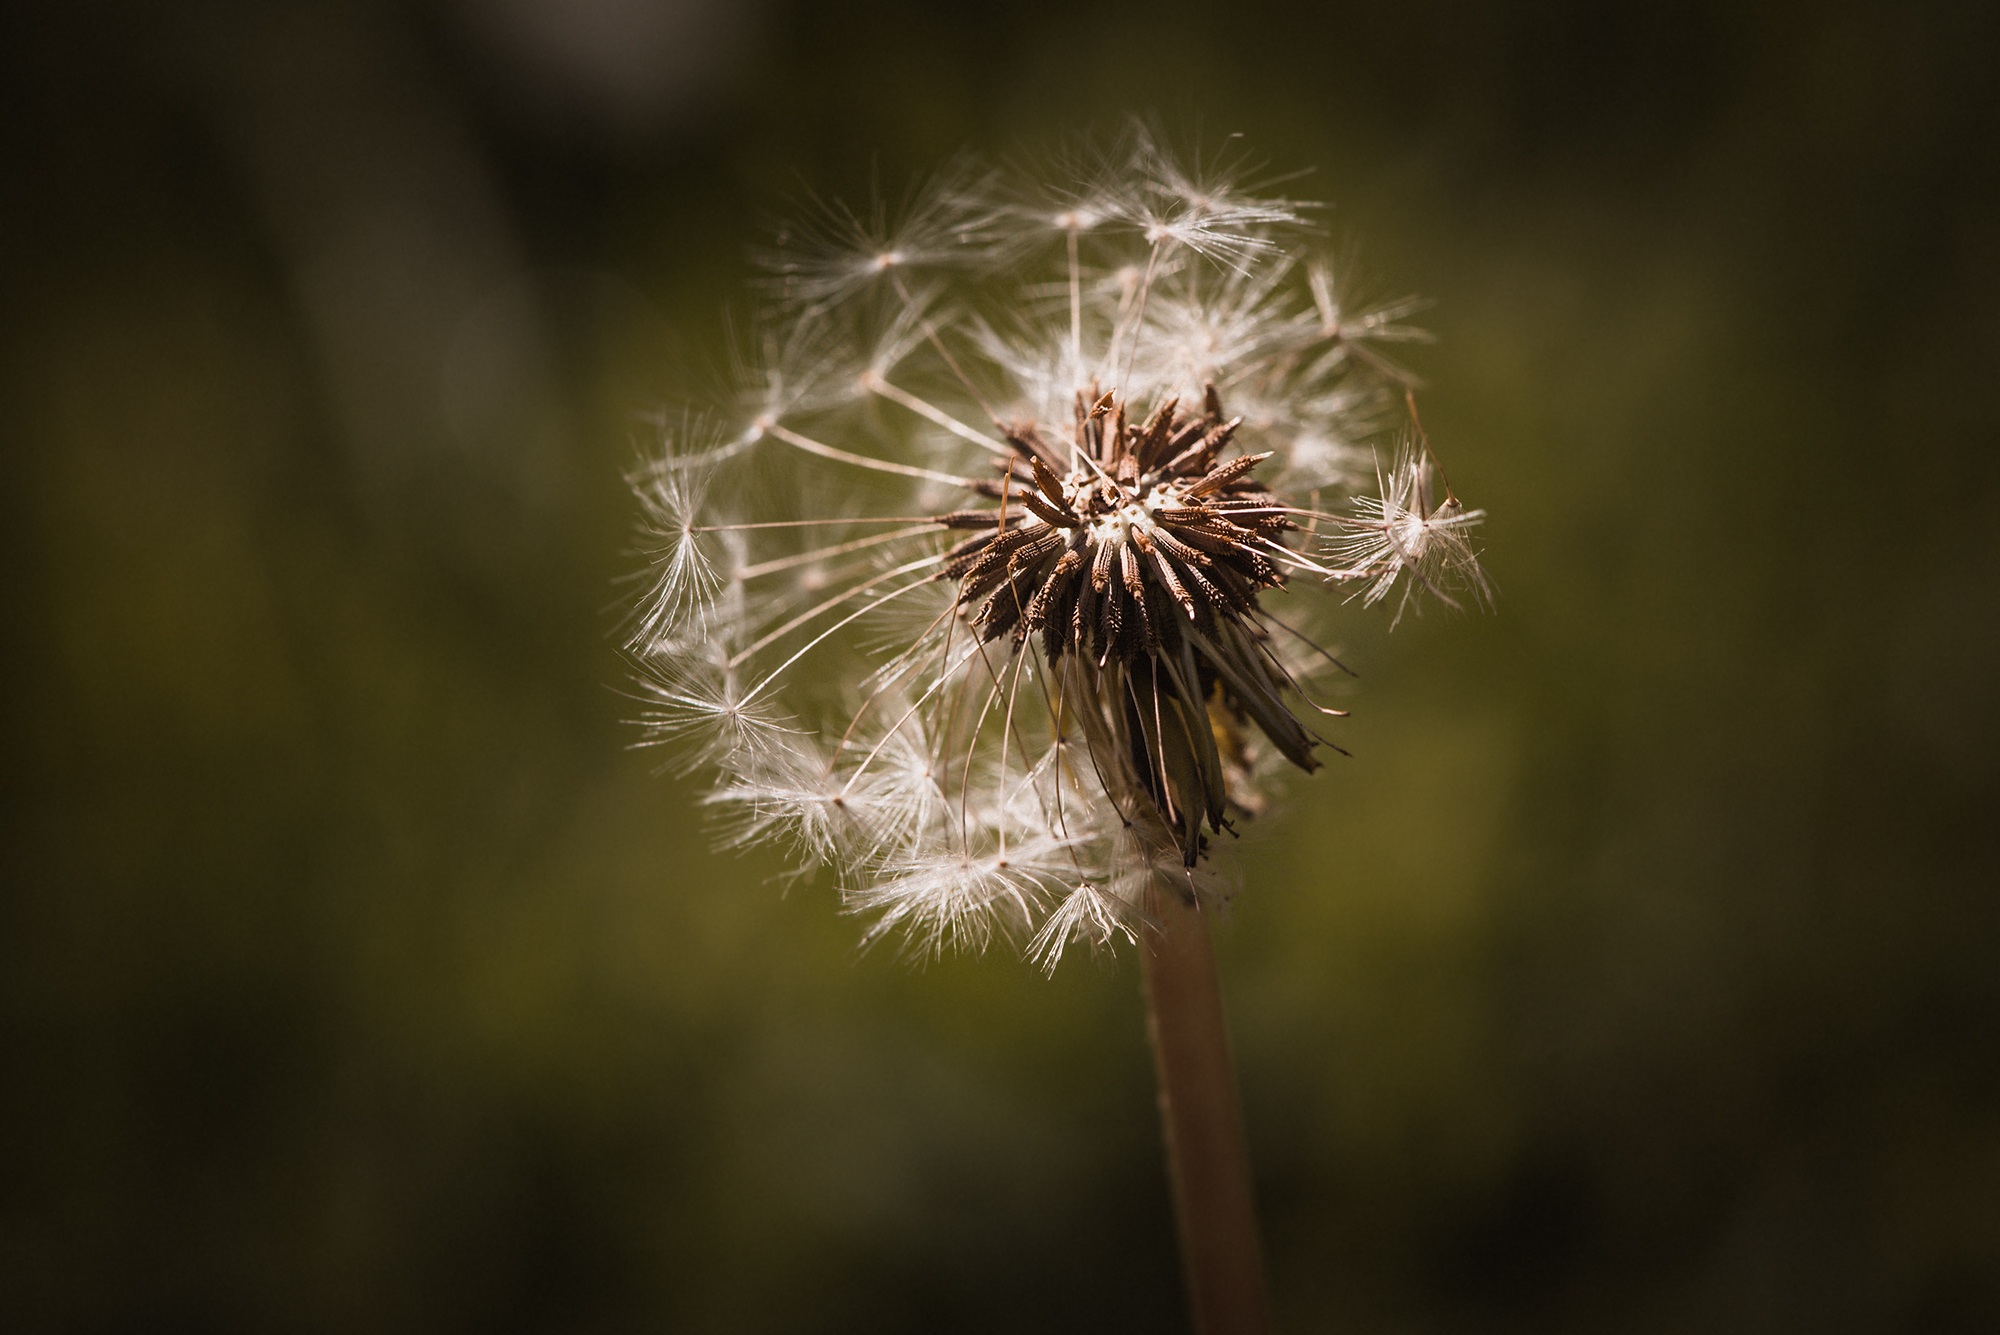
left=938, top=383, right=1323, bottom=866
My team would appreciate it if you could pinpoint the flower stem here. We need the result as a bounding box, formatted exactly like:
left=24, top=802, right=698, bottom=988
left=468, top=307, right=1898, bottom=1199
left=1141, top=880, right=1271, bottom=1334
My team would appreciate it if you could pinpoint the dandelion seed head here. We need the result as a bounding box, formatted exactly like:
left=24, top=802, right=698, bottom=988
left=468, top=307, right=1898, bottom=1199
left=628, top=128, right=1490, bottom=963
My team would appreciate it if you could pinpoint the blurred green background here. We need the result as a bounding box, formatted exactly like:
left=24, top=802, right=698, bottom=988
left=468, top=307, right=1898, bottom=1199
left=5, top=1, right=1998, bottom=1330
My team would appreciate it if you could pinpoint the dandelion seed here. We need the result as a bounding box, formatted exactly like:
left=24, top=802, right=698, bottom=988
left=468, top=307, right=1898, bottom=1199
left=756, top=162, right=1002, bottom=315
left=1326, top=438, right=1493, bottom=627
left=1305, top=256, right=1435, bottom=381
left=627, top=433, right=724, bottom=645
left=630, top=656, right=798, bottom=775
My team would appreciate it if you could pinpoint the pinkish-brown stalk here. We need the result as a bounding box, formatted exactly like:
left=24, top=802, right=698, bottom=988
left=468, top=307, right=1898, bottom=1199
left=1141, top=881, right=1270, bottom=1335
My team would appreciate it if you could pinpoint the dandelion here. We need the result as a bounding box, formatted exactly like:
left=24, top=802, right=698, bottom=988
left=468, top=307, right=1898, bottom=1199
left=625, top=127, right=1489, bottom=1334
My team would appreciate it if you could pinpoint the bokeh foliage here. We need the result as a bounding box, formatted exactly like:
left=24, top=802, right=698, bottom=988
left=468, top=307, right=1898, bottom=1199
left=4, top=1, right=1997, bottom=1330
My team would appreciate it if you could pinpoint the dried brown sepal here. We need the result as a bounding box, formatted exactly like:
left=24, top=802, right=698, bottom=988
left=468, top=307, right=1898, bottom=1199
left=936, top=384, right=1319, bottom=864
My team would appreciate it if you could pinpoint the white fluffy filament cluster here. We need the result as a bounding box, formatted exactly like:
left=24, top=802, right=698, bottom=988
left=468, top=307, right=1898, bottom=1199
left=627, top=129, right=1489, bottom=966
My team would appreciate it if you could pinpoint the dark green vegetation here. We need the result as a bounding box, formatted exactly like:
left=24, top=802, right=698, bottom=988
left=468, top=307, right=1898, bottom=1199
left=3, top=1, right=1997, bottom=1330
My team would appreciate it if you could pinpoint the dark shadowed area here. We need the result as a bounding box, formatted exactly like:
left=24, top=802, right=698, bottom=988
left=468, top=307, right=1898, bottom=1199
left=4, top=1, right=1997, bottom=1331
